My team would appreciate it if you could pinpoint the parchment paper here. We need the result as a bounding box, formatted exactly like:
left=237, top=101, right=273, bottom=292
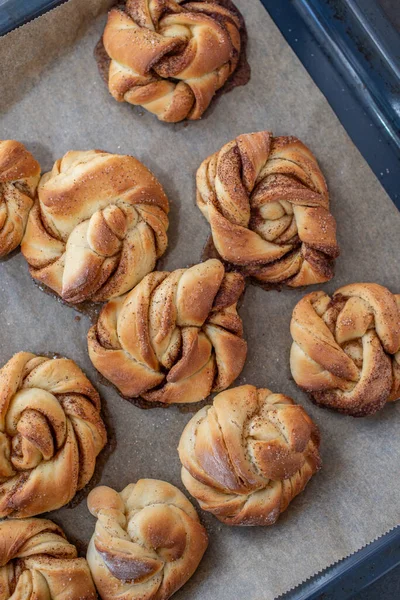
left=1, top=1, right=400, bottom=598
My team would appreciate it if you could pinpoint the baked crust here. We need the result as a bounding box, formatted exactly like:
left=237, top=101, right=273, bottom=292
left=87, top=480, right=208, bottom=600
left=0, top=140, right=40, bottom=257
left=290, top=283, right=400, bottom=416
left=178, top=384, right=321, bottom=525
left=0, top=352, right=107, bottom=517
left=88, top=258, right=247, bottom=403
left=100, top=0, right=244, bottom=122
left=0, top=518, right=96, bottom=599
left=20, top=149, right=169, bottom=304
left=197, top=131, right=339, bottom=287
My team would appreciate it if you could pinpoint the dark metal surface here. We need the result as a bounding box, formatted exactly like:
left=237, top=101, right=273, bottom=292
left=377, top=0, right=400, bottom=32
left=259, top=0, right=400, bottom=593
left=282, top=526, right=400, bottom=599
left=0, top=0, right=65, bottom=33
left=0, top=0, right=399, bottom=598
left=262, top=0, right=400, bottom=207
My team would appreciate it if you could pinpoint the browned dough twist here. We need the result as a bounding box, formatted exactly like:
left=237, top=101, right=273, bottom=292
left=0, top=518, right=96, bottom=599
left=101, top=0, right=243, bottom=122
left=21, top=150, right=169, bottom=304
left=290, top=283, right=400, bottom=416
left=197, top=131, right=339, bottom=287
left=0, top=352, right=107, bottom=518
left=0, top=140, right=40, bottom=258
left=178, top=384, right=321, bottom=525
left=88, top=258, right=247, bottom=403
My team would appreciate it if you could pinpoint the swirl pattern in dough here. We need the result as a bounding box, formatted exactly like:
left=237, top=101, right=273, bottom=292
left=21, top=150, right=169, bottom=303
left=0, top=352, right=107, bottom=518
left=178, top=384, right=321, bottom=525
left=88, top=258, right=247, bottom=403
left=290, top=283, right=400, bottom=416
left=0, top=140, right=40, bottom=258
left=87, top=480, right=208, bottom=600
left=197, top=131, right=339, bottom=287
left=0, top=518, right=96, bottom=599
left=101, top=0, right=243, bottom=122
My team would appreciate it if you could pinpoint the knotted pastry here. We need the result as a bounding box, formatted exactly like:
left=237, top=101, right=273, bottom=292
left=0, top=352, right=107, bottom=518
left=0, top=140, right=40, bottom=258
left=100, top=0, right=243, bottom=122
left=0, top=518, right=96, bottom=599
left=21, top=149, right=169, bottom=303
left=197, top=131, right=339, bottom=287
left=87, top=480, right=208, bottom=600
left=290, top=283, right=400, bottom=416
left=88, top=258, right=247, bottom=403
left=178, top=384, right=321, bottom=525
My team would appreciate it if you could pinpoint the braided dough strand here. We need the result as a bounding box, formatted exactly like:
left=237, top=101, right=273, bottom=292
left=290, top=283, right=400, bottom=416
left=197, top=131, right=339, bottom=287
left=21, top=150, right=169, bottom=303
left=0, top=518, right=96, bottom=599
left=88, top=258, right=247, bottom=403
left=0, top=352, right=107, bottom=517
left=0, top=140, right=40, bottom=257
left=87, top=480, right=208, bottom=600
left=178, top=384, right=321, bottom=525
left=102, top=0, right=242, bottom=122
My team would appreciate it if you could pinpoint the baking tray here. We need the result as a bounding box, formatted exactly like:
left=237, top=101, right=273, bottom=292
left=261, top=3, right=400, bottom=595
left=1, top=1, right=399, bottom=599
left=263, top=0, right=400, bottom=210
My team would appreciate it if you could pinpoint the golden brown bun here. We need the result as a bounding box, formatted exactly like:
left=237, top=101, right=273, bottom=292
left=178, top=384, right=321, bottom=525
left=87, top=480, right=208, bottom=600
left=290, top=283, right=400, bottom=416
left=0, top=140, right=40, bottom=257
left=197, top=131, right=339, bottom=287
left=0, top=352, right=107, bottom=518
left=21, top=149, right=169, bottom=303
left=0, top=518, right=96, bottom=599
left=88, top=258, right=247, bottom=403
left=102, top=1, right=242, bottom=122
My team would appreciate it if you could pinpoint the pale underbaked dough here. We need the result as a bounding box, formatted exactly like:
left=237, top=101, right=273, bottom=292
left=87, top=480, right=208, bottom=600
